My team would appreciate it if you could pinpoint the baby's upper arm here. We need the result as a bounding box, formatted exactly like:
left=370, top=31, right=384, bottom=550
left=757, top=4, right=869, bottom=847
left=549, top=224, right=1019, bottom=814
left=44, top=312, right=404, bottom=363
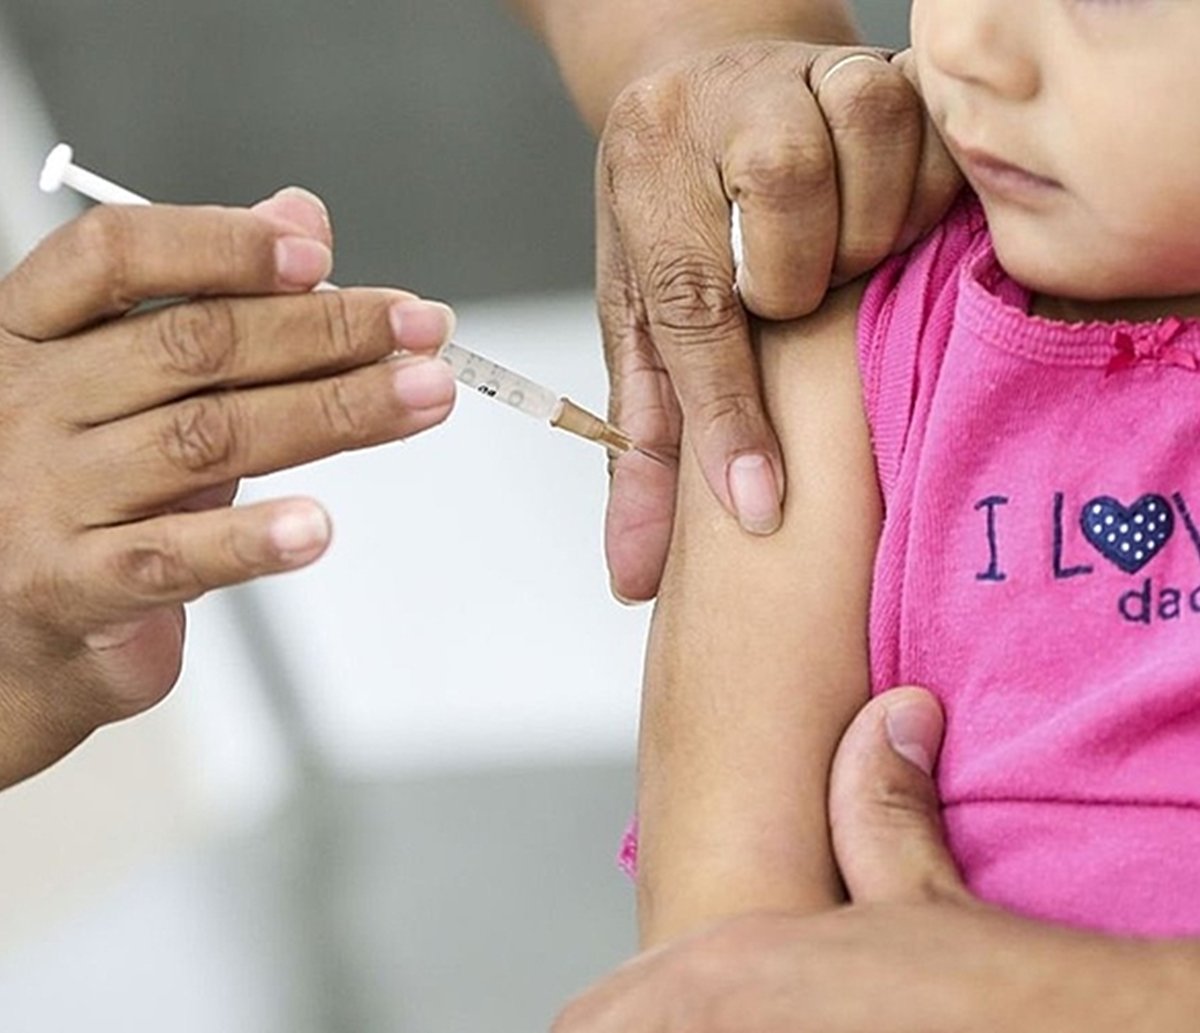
left=656, top=279, right=881, bottom=653
left=636, top=281, right=883, bottom=943
left=756, top=279, right=882, bottom=565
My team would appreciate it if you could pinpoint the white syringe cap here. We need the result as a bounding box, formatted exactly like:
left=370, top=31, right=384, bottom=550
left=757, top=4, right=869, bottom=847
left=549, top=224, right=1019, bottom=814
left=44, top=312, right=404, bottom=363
left=39, top=143, right=74, bottom=194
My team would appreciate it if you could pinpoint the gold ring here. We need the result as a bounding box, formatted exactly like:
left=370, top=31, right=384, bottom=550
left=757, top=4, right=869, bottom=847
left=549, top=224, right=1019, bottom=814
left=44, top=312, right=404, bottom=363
left=816, top=51, right=891, bottom=96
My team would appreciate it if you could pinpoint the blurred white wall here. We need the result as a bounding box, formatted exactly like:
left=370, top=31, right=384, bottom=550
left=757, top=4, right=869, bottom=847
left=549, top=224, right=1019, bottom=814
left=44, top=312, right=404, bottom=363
left=235, top=292, right=648, bottom=776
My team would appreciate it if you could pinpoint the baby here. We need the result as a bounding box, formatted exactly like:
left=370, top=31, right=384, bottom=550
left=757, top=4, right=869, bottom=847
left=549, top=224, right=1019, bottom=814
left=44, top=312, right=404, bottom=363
left=632, top=0, right=1200, bottom=946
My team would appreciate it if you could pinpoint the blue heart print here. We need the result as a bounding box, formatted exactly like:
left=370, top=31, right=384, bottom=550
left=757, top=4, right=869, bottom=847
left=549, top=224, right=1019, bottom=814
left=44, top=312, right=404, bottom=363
left=1080, top=495, right=1174, bottom=574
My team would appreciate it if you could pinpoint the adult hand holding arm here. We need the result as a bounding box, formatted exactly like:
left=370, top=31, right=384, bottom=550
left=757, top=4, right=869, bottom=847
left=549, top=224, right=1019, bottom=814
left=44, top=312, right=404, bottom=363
left=553, top=688, right=1200, bottom=1031
left=0, top=190, right=456, bottom=789
left=510, top=1, right=962, bottom=598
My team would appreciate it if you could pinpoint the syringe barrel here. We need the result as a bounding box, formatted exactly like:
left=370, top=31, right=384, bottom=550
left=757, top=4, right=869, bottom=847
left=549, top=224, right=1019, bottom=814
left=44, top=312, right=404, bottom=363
left=439, top=341, right=559, bottom=420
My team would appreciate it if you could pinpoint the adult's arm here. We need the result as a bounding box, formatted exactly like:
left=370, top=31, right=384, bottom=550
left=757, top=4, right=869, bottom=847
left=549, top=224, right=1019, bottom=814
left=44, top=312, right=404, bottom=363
left=635, top=284, right=879, bottom=946
left=509, top=2, right=961, bottom=599
left=555, top=688, right=1200, bottom=1032
left=509, top=0, right=859, bottom=133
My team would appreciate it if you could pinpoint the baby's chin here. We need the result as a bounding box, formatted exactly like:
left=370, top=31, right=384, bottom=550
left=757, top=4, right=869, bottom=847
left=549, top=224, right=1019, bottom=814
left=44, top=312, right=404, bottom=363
left=993, top=236, right=1200, bottom=324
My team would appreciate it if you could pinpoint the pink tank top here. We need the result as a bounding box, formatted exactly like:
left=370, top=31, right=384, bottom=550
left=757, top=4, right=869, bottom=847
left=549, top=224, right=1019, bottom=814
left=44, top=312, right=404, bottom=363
left=861, top=197, right=1200, bottom=936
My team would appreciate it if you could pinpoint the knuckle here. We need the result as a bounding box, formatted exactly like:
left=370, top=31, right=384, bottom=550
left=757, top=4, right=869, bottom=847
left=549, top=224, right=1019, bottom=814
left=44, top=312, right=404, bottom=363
left=214, top=215, right=249, bottom=278
left=113, top=536, right=202, bottom=600
left=824, top=65, right=915, bottom=135
left=692, top=383, right=758, bottom=433
left=161, top=396, right=240, bottom=475
left=870, top=769, right=932, bottom=823
left=601, top=74, right=686, bottom=187
left=317, top=290, right=366, bottom=365
left=645, top=250, right=741, bottom=340
left=314, top=376, right=365, bottom=441
left=73, top=204, right=132, bottom=259
left=4, top=557, right=73, bottom=628
left=606, top=74, right=679, bottom=142
left=156, top=298, right=240, bottom=379
left=862, top=770, right=948, bottom=843
left=728, top=136, right=833, bottom=208
left=72, top=206, right=136, bottom=307
left=604, top=41, right=777, bottom=166
left=223, top=518, right=270, bottom=579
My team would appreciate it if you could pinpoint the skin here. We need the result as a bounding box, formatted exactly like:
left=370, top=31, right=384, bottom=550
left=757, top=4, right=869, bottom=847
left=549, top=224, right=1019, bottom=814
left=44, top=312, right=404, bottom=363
left=914, top=0, right=1200, bottom=319
left=588, top=0, right=1200, bottom=1025
left=0, top=189, right=457, bottom=789
left=635, top=283, right=876, bottom=946
left=553, top=689, right=1200, bottom=1032
left=510, top=0, right=962, bottom=600
left=639, top=0, right=1200, bottom=952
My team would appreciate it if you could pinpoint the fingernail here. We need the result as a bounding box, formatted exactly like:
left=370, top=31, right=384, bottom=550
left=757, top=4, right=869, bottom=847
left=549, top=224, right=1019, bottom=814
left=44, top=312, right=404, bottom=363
left=274, top=186, right=331, bottom=232
left=884, top=702, right=941, bottom=776
left=390, top=300, right=456, bottom=351
left=727, top=453, right=782, bottom=535
left=609, top=580, right=640, bottom=607
left=270, top=505, right=331, bottom=562
left=393, top=357, right=456, bottom=410
left=255, top=187, right=331, bottom=240
left=275, top=237, right=333, bottom=288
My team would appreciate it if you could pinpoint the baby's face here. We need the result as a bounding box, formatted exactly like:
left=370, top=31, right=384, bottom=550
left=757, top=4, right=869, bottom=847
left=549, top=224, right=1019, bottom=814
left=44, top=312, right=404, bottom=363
left=912, top=0, right=1200, bottom=310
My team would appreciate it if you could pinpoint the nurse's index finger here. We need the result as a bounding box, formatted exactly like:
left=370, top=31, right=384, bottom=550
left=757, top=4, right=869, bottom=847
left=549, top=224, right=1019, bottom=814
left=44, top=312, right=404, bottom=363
left=596, top=186, right=682, bottom=601
left=0, top=204, right=332, bottom=341
left=598, top=94, right=783, bottom=536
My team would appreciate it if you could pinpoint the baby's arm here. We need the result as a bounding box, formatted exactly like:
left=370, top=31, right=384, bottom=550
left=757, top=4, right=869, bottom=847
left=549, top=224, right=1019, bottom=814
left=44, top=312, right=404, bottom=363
left=635, top=282, right=881, bottom=947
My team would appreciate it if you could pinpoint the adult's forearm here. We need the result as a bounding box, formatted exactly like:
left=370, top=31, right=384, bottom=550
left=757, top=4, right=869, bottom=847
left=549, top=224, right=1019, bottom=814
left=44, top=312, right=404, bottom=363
left=509, top=0, right=860, bottom=132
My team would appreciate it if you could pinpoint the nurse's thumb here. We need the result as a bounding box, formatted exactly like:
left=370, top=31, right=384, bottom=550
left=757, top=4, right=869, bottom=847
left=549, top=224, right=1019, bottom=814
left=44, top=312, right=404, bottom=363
left=829, top=687, right=970, bottom=906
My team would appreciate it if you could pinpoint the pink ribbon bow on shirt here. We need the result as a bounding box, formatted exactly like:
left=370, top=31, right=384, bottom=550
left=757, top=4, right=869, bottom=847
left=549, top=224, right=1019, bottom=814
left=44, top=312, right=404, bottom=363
left=1105, top=317, right=1198, bottom=376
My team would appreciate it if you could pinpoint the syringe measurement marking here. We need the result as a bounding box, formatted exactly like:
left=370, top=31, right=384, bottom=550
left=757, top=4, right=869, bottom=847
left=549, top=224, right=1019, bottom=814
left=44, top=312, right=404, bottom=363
left=447, top=347, right=553, bottom=418
left=38, top=144, right=649, bottom=456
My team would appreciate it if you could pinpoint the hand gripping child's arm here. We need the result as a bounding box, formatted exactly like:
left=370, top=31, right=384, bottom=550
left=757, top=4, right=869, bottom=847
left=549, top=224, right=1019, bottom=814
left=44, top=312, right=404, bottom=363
left=634, top=283, right=882, bottom=947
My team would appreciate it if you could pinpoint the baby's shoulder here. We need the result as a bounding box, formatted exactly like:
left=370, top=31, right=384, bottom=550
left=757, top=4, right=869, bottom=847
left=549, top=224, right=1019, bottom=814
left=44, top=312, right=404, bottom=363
left=860, top=192, right=989, bottom=353
left=855, top=194, right=990, bottom=496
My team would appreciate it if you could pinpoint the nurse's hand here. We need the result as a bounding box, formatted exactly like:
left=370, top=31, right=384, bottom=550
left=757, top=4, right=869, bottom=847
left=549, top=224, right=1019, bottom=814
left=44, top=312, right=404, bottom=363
left=0, top=189, right=456, bottom=789
left=553, top=689, right=1200, bottom=1032
left=598, top=44, right=961, bottom=600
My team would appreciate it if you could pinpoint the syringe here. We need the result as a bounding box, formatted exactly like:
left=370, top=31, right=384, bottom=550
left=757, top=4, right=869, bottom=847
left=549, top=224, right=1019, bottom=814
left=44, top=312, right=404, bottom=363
left=38, top=143, right=651, bottom=460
